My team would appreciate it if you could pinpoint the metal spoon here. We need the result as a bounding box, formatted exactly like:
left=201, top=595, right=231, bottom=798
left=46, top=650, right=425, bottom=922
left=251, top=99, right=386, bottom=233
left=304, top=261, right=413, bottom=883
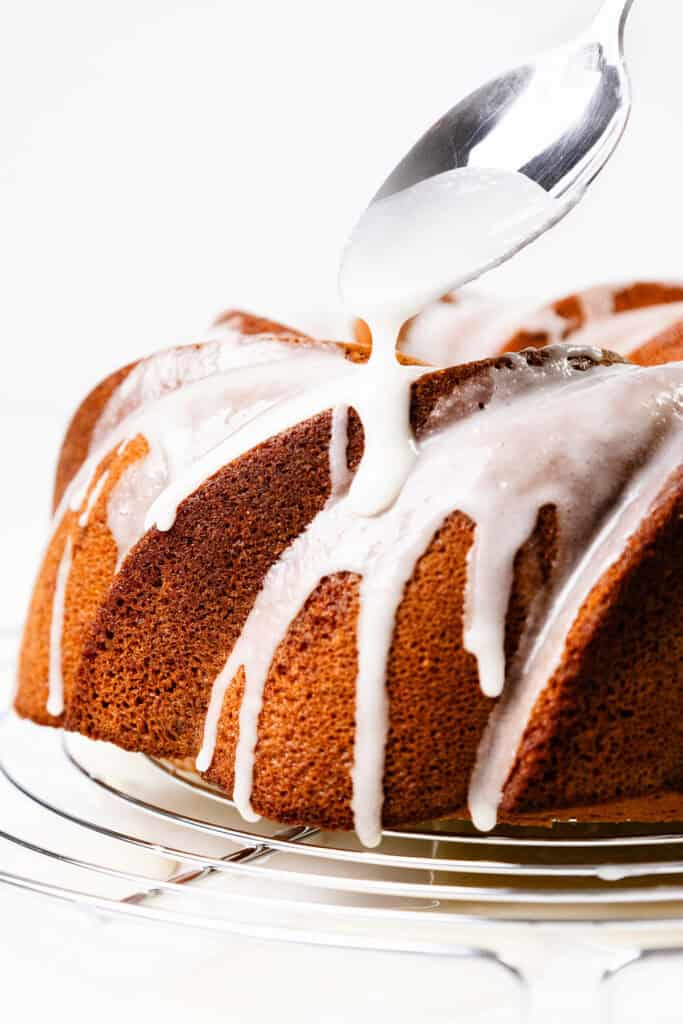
left=371, top=0, right=635, bottom=284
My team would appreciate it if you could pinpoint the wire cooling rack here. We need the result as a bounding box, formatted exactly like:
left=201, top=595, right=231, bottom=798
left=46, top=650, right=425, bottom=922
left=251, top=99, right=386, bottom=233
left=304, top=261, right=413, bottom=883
left=4, top=707, right=683, bottom=942
left=5, top=684, right=683, bottom=1024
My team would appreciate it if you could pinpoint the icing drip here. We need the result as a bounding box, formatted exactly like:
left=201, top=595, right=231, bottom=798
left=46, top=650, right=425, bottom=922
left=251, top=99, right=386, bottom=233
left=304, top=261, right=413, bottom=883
left=47, top=536, right=72, bottom=717
left=78, top=470, right=109, bottom=528
left=463, top=496, right=540, bottom=700
left=328, top=404, right=352, bottom=495
left=107, top=446, right=168, bottom=570
left=347, top=319, right=419, bottom=515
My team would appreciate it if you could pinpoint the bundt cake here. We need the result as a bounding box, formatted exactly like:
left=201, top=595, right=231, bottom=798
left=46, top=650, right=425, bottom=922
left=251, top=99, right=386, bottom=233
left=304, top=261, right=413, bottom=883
left=15, top=289, right=683, bottom=845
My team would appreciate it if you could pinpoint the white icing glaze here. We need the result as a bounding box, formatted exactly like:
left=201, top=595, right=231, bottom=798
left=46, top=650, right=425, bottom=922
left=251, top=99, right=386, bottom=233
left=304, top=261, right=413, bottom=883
left=401, top=293, right=568, bottom=367
left=107, top=446, right=167, bottom=570
left=469, top=421, right=683, bottom=831
left=401, top=293, right=504, bottom=367
left=47, top=536, right=72, bottom=717
left=59, top=333, right=347, bottom=567
left=67, top=456, right=102, bottom=517
left=577, top=283, right=615, bottom=323
left=91, top=330, right=324, bottom=447
left=327, top=404, right=352, bottom=495
left=78, top=470, right=109, bottom=528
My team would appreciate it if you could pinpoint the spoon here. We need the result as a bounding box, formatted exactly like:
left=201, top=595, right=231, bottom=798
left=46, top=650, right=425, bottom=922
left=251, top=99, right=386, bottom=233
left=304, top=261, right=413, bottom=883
left=342, top=0, right=636, bottom=312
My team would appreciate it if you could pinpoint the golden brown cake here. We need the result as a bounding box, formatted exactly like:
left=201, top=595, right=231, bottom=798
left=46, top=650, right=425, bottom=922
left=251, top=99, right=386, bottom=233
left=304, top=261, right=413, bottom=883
left=15, top=293, right=683, bottom=843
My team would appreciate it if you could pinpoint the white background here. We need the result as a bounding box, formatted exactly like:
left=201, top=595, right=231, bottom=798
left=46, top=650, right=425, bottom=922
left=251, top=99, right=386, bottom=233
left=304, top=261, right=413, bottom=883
left=1, top=1, right=682, bottom=1020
